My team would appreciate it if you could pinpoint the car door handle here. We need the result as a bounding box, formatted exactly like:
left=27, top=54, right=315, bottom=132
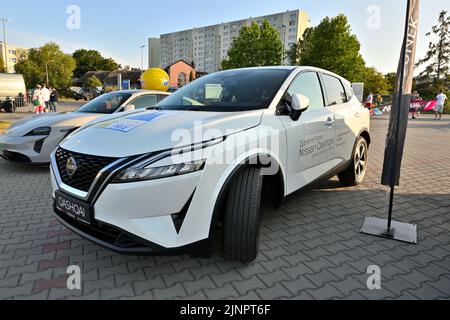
left=355, top=112, right=361, bottom=118
left=325, top=118, right=335, bottom=126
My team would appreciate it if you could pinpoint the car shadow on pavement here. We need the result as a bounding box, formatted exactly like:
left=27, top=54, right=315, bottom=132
left=0, top=159, right=50, bottom=173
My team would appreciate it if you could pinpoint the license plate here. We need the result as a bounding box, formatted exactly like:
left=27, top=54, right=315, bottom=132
left=55, top=191, right=92, bottom=225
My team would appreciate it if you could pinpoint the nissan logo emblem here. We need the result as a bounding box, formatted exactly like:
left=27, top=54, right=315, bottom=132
left=66, top=156, right=78, bottom=177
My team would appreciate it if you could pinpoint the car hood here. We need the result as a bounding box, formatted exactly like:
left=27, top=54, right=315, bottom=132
left=60, top=109, right=264, bottom=157
left=5, top=112, right=104, bottom=137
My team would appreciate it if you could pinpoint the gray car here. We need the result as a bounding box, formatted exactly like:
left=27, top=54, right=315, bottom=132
left=0, top=90, right=170, bottom=164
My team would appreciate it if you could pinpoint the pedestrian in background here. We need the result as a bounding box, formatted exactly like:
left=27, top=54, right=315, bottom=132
left=434, top=90, right=447, bottom=120
left=32, top=85, right=45, bottom=114
left=410, top=91, right=421, bottom=120
left=49, top=87, right=59, bottom=113
left=365, top=92, right=374, bottom=109
left=376, top=94, right=383, bottom=108
left=41, top=84, right=51, bottom=113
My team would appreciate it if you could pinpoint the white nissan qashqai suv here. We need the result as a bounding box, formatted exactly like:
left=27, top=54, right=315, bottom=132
left=50, top=67, right=370, bottom=263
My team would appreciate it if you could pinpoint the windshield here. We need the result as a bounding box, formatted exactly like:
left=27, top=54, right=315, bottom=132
left=75, top=92, right=131, bottom=114
left=156, top=68, right=291, bottom=112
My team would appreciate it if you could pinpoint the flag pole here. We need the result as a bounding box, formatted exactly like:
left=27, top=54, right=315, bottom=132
left=387, top=187, right=395, bottom=230
left=387, top=0, right=411, bottom=233
left=361, top=0, right=418, bottom=244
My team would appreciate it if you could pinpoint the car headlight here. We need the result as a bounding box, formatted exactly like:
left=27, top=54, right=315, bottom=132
left=112, top=161, right=205, bottom=183
left=24, top=127, right=52, bottom=136
left=111, top=137, right=224, bottom=183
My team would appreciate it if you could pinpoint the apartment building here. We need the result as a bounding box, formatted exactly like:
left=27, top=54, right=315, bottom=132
left=148, top=38, right=161, bottom=68
left=151, top=9, right=311, bottom=73
left=0, top=42, right=28, bottom=73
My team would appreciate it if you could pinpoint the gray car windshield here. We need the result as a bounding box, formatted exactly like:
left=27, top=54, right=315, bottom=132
left=156, top=69, right=292, bottom=112
left=76, top=92, right=132, bottom=114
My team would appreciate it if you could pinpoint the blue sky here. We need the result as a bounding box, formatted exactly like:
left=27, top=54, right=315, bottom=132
left=0, top=0, right=448, bottom=74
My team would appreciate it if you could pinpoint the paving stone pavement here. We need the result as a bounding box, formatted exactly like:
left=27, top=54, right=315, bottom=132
left=0, top=114, right=449, bottom=300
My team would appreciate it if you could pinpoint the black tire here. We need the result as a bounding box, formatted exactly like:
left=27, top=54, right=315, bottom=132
left=338, top=136, right=369, bottom=186
left=223, top=167, right=263, bottom=263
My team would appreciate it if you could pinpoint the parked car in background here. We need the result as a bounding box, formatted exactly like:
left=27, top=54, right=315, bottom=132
left=0, top=90, right=170, bottom=164
left=0, top=73, right=27, bottom=113
left=74, top=88, right=102, bottom=101
left=50, top=66, right=371, bottom=263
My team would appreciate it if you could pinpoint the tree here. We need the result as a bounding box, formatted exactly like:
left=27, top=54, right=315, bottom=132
left=72, top=49, right=120, bottom=78
left=286, top=41, right=301, bottom=66
left=416, top=10, right=450, bottom=83
left=221, top=20, right=282, bottom=70
left=361, top=67, right=389, bottom=97
left=86, top=75, right=103, bottom=89
left=294, top=15, right=366, bottom=82
left=0, top=55, right=5, bottom=73
left=101, top=57, right=120, bottom=71
left=14, top=42, right=76, bottom=90
left=384, top=72, right=397, bottom=93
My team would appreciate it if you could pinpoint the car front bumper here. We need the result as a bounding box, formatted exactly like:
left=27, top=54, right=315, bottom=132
left=50, top=163, right=221, bottom=254
left=53, top=200, right=210, bottom=256
left=0, top=133, right=62, bottom=164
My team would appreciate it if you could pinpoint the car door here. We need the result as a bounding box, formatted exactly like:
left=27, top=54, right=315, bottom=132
left=321, top=73, right=358, bottom=165
left=278, top=71, right=337, bottom=194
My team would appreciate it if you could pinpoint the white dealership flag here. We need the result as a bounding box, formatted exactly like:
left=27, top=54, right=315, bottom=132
left=381, top=0, right=420, bottom=187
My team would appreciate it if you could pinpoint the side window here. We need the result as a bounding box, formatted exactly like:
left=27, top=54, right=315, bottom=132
left=157, top=94, right=169, bottom=102
left=342, top=80, right=354, bottom=101
left=131, top=95, right=158, bottom=109
left=287, top=72, right=325, bottom=110
left=322, top=74, right=348, bottom=106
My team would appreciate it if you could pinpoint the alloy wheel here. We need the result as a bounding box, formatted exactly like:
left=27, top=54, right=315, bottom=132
left=354, top=142, right=367, bottom=181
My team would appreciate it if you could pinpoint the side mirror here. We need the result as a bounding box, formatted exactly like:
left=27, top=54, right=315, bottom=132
left=123, top=104, right=135, bottom=112
left=291, top=94, right=310, bottom=112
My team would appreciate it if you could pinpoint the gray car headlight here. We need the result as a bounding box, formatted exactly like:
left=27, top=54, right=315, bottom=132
left=112, top=161, right=206, bottom=183
left=24, top=127, right=52, bottom=136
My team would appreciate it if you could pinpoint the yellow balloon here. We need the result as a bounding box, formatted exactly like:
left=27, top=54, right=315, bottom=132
left=141, top=68, right=170, bottom=92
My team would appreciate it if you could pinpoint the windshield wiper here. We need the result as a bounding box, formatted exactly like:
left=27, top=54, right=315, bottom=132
left=184, top=107, right=202, bottom=111
left=146, top=106, right=161, bottom=110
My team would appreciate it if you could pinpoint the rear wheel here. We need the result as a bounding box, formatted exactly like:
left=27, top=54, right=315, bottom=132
left=223, top=167, right=263, bottom=263
left=338, top=137, right=368, bottom=186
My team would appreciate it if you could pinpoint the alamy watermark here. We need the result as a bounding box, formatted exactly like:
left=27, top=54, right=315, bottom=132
left=66, top=5, right=81, bottom=30
left=367, top=5, right=381, bottom=30
left=67, top=265, right=82, bottom=290
left=366, top=265, right=382, bottom=290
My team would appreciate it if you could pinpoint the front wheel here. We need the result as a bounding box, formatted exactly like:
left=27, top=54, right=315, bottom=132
left=338, top=137, right=369, bottom=186
left=223, top=167, right=263, bottom=263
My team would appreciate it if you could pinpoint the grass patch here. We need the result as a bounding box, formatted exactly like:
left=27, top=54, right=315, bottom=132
left=0, top=121, right=11, bottom=131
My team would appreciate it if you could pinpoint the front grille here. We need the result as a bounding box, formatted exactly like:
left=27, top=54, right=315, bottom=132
left=55, top=148, right=118, bottom=192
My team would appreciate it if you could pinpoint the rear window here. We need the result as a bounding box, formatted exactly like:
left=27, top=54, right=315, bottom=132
left=322, top=73, right=348, bottom=106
